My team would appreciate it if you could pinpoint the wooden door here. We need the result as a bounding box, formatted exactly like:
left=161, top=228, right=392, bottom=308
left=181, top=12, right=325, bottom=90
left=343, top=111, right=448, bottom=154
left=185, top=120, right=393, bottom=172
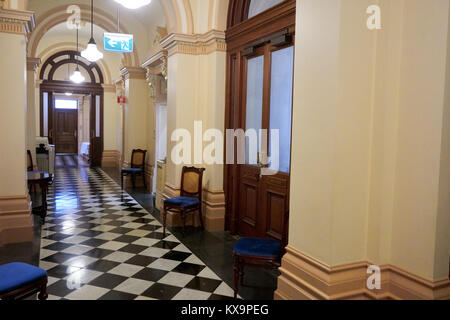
left=89, top=93, right=104, bottom=167
left=236, top=43, right=294, bottom=240
left=54, top=109, right=78, bottom=154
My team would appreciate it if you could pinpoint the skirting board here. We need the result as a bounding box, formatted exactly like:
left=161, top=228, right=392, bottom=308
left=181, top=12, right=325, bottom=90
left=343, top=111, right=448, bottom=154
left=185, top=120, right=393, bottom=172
left=0, top=195, right=33, bottom=245
left=275, top=246, right=450, bottom=300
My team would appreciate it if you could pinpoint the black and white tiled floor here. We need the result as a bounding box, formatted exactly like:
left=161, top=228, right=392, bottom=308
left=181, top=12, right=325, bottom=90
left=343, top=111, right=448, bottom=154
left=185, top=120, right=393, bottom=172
left=39, top=166, right=236, bottom=300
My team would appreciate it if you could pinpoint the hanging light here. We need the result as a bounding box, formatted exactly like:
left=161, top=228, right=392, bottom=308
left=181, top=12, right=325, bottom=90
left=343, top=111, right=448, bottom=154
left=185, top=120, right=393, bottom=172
left=71, top=23, right=86, bottom=84
left=81, top=0, right=103, bottom=62
left=65, top=92, right=73, bottom=96
left=114, top=0, right=151, bottom=10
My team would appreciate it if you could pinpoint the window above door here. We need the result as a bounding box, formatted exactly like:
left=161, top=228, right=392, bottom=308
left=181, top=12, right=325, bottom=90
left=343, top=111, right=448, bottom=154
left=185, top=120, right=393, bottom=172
left=55, top=99, right=78, bottom=110
left=248, top=0, right=285, bottom=18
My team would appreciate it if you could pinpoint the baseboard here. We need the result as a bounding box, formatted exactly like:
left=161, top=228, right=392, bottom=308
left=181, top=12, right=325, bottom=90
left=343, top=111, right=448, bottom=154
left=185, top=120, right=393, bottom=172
left=102, top=150, right=120, bottom=168
left=0, top=195, right=33, bottom=246
left=275, top=246, right=450, bottom=300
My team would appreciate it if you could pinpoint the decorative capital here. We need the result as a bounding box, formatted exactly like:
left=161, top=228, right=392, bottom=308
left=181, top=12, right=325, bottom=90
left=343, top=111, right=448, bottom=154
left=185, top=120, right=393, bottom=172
left=26, top=57, right=41, bottom=71
left=160, top=30, right=226, bottom=57
left=120, top=66, right=147, bottom=80
left=0, top=8, right=35, bottom=35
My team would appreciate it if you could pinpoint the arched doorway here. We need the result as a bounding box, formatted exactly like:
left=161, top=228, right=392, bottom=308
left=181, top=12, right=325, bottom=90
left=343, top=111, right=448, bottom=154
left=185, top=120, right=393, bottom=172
left=225, top=0, right=296, bottom=243
left=39, top=50, right=104, bottom=167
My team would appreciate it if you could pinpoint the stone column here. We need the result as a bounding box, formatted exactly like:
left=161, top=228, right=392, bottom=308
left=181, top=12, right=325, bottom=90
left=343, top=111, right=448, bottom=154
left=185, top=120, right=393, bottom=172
left=0, top=7, right=35, bottom=245
left=120, top=66, right=151, bottom=188
left=26, top=57, right=40, bottom=169
left=161, top=31, right=227, bottom=231
left=275, top=0, right=450, bottom=300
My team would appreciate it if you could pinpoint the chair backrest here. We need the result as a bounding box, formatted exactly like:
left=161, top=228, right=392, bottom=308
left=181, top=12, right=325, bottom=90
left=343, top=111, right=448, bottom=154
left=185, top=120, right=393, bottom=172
left=27, top=150, right=33, bottom=171
left=180, top=166, right=206, bottom=200
left=130, top=149, right=147, bottom=169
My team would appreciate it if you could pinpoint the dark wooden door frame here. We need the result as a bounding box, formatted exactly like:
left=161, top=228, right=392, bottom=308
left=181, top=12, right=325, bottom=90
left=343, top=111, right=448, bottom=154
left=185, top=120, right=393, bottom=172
left=224, top=0, right=296, bottom=239
left=39, top=50, right=104, bottom=167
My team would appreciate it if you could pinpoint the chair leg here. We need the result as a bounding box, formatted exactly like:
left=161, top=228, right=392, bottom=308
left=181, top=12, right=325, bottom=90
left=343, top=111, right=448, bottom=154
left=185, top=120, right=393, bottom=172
left=233, top=255, right=241, bottom=299
left=38, top=281, right=48, bottom=300
left=162, top=206, right=167, bottom=237
left=121, top=173, right=124, bottom=190
left=131, top=174, right=136, bottom=189
left=181, top=210, right=186, bottom=236
left=198, top=206, right=204, bottom=230
left=143, top=173, right=147, bottom=190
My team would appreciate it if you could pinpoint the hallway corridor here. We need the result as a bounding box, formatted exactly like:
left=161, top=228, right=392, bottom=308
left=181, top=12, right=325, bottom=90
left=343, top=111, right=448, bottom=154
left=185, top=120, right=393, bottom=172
left=38, top=165, right=235, bottom=300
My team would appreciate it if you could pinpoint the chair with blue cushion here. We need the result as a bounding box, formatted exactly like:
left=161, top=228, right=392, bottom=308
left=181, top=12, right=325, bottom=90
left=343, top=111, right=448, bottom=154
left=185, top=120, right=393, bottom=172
left=163, top=166, right=206, bottom=236
left=232, top=238, right=282, bottom=299
left=121, top=149, right=147, bottom=190
left=0, top=262, right=48, bottom=300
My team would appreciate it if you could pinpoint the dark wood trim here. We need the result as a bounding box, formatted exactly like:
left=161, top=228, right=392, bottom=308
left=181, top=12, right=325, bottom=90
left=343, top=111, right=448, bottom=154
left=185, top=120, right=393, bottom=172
left=0, top=276, right=48, bottom=301
left=39, top=50, right=103, bottom=84
left=39, top=50, right=105, bottom=164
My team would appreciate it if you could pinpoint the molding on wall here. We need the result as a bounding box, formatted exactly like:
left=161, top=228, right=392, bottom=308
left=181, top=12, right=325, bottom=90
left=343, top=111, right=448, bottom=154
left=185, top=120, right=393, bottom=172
left=0, top=8, right=35, bottom=35
left=202, top=189, right=225, bottom=232
left=120, top=66, right=147, bottom=80
left=141, top=50, right=168, bottom=69
left=102, top=150, right=120, bottom=168
left=161, top=30, right=226, bottom=57
left=102, top=84, right=116, bottom=93
left=275, top=246, right=450, bottom=300
left=0, top=195, right=33, bottom=245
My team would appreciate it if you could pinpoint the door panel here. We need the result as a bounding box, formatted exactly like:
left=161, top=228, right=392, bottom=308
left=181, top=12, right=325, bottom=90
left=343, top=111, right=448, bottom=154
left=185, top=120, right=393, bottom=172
left=238, top=165, right=260, bottom=236
left=54, top=109, right=78, bottom=154
left=260, top=174, right=290, bottom=240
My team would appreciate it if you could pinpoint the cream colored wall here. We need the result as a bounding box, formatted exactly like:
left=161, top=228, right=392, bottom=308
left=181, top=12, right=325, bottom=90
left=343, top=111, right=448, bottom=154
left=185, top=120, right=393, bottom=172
left=189, top=0, right=209, bottom=34
left=387, top=0, right=450, bottom=281
left=290, top=0, right=450, bottom=282
left=104, top=91, right=120, bottom=151
left=123, top=76, right=149, bottom=163
left=0, top=32, right=27, bottom=197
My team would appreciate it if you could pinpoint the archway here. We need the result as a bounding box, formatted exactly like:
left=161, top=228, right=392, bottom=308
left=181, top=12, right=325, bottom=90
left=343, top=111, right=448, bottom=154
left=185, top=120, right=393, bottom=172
left=39, top=50, right=105, bottom=167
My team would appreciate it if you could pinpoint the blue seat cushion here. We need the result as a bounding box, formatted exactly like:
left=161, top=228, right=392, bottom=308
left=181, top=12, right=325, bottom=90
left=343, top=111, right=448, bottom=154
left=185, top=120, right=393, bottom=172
left=234, top=238, right=281, bottom=258
left=164, top=196, right=199, bottom=207
left=0, top=263, right=47, bottom=294
left=122, top=168, right=143, bottom=173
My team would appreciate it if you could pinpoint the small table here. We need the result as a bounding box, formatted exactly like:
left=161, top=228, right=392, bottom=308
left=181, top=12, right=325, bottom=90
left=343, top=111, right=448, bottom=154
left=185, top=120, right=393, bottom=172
left=27, top=171, right=52, bottom=220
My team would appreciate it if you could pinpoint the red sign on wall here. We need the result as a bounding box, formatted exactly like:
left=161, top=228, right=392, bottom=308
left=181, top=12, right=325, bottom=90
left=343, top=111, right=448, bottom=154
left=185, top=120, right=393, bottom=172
left=117, top=96, right=126, bottom=104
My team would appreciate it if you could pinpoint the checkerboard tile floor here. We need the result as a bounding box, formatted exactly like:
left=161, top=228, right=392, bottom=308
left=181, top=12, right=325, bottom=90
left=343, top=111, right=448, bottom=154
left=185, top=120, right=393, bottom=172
left=39, top=167, right=236, bottom=300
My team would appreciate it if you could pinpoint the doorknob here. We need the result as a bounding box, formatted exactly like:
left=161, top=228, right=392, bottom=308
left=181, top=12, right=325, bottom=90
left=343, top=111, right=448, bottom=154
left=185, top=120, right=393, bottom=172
left=74, top=130, right=77, bottom=139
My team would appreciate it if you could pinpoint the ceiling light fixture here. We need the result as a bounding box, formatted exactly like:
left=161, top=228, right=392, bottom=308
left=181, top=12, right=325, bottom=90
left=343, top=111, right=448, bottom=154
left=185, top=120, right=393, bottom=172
left=114, top=0, right=152, bottom=10
left=81, top=0, right=103, bottom=62
left=71, top=23, right=86, bottom=84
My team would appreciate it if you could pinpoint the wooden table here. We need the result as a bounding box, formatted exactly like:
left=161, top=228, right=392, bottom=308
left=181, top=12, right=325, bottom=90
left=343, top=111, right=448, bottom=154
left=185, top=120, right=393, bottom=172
left=27, top=171, right=52, bottom=220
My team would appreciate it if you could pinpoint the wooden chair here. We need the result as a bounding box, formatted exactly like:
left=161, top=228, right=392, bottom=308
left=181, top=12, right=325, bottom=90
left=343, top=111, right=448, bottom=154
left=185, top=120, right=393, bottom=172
left=121, top=149, right=147, bottom=189
left=27, top=150, right=34, bottom=171
left=0, top=262, right=48, bottom=301
left=232, top=211, right=289, bottom=299
left=163, top=166, right=206, bottom=236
